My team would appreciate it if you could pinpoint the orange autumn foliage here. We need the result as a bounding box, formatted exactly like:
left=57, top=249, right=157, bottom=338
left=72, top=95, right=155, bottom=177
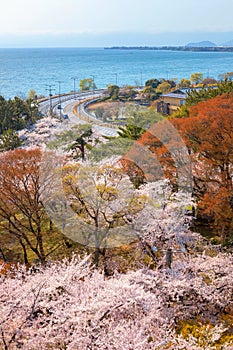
left=120, top=93, right=233, bottom=240
left=0, top=148, right=51, bottom=264
left=173, top=93, right=233, bottom=239
left=120, top=120, right=191, bottom=190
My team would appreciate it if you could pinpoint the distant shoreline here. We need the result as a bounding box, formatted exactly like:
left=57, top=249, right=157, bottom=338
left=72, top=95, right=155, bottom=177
left=105, top=46, right=233, bottom=52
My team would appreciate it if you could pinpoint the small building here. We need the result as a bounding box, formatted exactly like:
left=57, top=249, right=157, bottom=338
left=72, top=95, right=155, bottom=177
left=157, top=88, right=188, bottom=115
left=157, top=86, right=217, bottom=115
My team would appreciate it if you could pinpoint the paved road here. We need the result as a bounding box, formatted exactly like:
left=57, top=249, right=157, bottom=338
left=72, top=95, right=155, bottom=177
left=38, top=91, right=119, bottom=137
left=39, top=91, right=103, bottom=116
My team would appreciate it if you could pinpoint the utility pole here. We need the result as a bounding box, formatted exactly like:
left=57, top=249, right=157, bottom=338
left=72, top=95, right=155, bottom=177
left=57, top=81, right=63, bottom=120
left=152, top=245, right=187, bottom=269
left=71, top=77, right=78, bottom=100
left=45, top=84, right=55, bottom=116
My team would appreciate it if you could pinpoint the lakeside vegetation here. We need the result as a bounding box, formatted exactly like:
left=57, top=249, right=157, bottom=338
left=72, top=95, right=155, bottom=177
left=0, top=90, right=40, bottom=151
left=105, top=45, right=233, bottom=52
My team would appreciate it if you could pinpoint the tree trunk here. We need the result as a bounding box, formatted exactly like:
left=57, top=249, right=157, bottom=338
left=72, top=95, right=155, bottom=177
left=37, top=229, right=46, bottom=264
left=0, top=248, right=7, bottom=262
left=94, top=247, right=100, bottom=268
left=19, top=239, right=29, bottom=265
left=49, top=219, right=53, bottom=232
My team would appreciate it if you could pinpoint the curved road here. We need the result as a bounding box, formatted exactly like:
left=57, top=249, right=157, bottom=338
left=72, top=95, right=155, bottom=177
left=39, top=91, right=118, bottom=137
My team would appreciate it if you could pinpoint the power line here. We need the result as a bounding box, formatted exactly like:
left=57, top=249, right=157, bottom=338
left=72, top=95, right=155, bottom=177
left=57, top=81, right=63, bottom=120
left=45, top=84, right=55, bottom=115
left=71, top=77, right=78, bottom=100
left=152, top=245, right=187, bottom=269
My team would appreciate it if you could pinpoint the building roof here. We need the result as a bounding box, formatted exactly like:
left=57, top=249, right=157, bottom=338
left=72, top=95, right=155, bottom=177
left=162, top=88, right=193, bottom=99
left=162, top=92, right=186, bottom=99
left=161, top=86, right=217, bottom=99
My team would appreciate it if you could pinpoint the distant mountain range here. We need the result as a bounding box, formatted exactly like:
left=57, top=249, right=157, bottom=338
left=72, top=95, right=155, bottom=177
left=185, top=41, right=216, bottom=47
left=185, top=40, right=233, bottom=47
left=106, top=39, right=233, bottom=52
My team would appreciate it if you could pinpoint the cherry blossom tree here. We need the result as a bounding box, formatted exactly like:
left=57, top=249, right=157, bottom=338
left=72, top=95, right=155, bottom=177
left=0, top=252, right=232, bottom=349
left=44, top=159, right=148, bottom=267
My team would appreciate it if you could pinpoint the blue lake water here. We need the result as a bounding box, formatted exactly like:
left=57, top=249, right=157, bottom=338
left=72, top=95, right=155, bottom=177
left=0, top=47, right=233, bottom=99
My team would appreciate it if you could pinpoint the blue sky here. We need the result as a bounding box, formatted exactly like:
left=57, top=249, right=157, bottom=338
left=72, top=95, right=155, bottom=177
left=0, top=0, right=233, bottom=47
